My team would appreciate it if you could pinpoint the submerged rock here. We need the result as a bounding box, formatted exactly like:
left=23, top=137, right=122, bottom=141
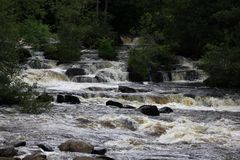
left=58, top=140, right=93, bottom=153
left=138, top=105, right=160, bottom=116
left=159, top=107, right=173, bottom=113
left=65, top=95, right=81, bottom=104
left=14, top=141, right=26, bottom=147
left=22, top=153, right=47, bottom=160
left=56, top=95, right=80, bottom=104
left=37, top=144, right=53, bottom=152
left=118, top=86, right=136, bottom=93
left=56, top=95, right=65, bottom=103
left=0, top=158, right=18, bottom=160
left=66, top=68, right=85, bottom=77
left=92, top=147, right=107, bottom=155
left=106, top=100, right=123, bottom=108
left=0, top=147, right=18, bottom=157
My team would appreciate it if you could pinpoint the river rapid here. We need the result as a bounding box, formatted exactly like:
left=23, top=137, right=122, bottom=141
left=0, top=48, right=240, bottom=160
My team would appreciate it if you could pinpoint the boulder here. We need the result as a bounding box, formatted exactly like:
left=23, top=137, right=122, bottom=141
left=118, top=86, right=136, bottom=93
left=66, top=68, right=85, bottom=77
left=0, top=147, right=18, bottom=157
left=22, top=153, right=47, bottom=160
left=65, top=95, right=81, bottom=104
left=138, top=105, right=160, bottom=116
left=58, top=140, right=93, bottom=153
left=14, top=141, right=26, bottom=147
left=56, top=95, right=65, bottom=103
left=159, top=107, right=173, bottom=113
left=92, top=147, right=107, bottom=155
left=123, top=105, right=135, bottom=109
left=37, top=144, right=53, bottom=152
left=106, top=100, right=123, bottom=108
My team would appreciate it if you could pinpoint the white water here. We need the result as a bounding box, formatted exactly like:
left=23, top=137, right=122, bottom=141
left=1, top=49, right=240, bottom=160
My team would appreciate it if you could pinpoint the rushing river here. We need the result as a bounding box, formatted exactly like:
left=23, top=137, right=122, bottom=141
left=0, top=49, right=240, bottom=160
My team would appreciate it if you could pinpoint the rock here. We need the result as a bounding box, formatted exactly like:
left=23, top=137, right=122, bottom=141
left=184, top=93, right=196, bottom=99
left=65, top=95, right=81, bottom=104
left=66, top=68, right=85, bottom=77
left=28, top=59, right=51, bottom=69
left=58, top=140, right=93, bottom=153
left=92, top=147, right=107, bottom=155
left=138, top=105, right=160, bottom=116
left=159, top=107, right=173, bottom=113
left=123, top=105, right=135, bottom=109
left=37, top=144, right=54, bottom=152
left=151, top=71, right=171, bottom=82
left=118, top=86, right=136, bottom=93
left=106, top=100, right=123, bottom=108
left=0, top=147, right=18, bottom=157
left=14, top=141, right=26, bottom=147
left=56, top=95, right=65, bottom=103
left=22, top=153, right=47, bottom=160
left=17, top=48, right=31, bottom=64
left=96, top=156, right=115, bottom=160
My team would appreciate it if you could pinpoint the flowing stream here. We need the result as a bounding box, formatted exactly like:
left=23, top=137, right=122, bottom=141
left=0, top=48, right=240, bottom=160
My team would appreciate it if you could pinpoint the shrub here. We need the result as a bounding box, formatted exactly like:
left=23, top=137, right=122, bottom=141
left=98, top=37, right=118, bottom=60
left=128, top=45, right=177, bottom=82
left=201, top=44, right=240, bottom=88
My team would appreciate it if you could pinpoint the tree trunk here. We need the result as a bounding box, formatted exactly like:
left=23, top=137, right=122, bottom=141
left=96, top=0, right=99, bottom=21
left=104, top=0, right=108, bottom=23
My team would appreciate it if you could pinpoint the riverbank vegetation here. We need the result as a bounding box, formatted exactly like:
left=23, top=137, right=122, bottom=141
left=0, top=0, right=239, bottom=111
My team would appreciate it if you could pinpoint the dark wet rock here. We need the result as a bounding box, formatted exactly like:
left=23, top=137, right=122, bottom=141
left=159, top=107, right=173, bottom=113
left=106, top=100, right=123, bottom=108
left=96, top=156, right=115, bottom=160
left=0, top=147, right=18, bottom=157
left=37, top=144, right=53, bottom=152
left=184, top=93, right=196, bottom=99
left=58, top=140, right=93, bottom=153
left=17, top=48, right=31, bottom=64
left=28, top=59, right=51, bottom=69
left=118, top=86, right=136, bottom=93
left=138, top=105, right=160, bottom=116
left=73, top=76, right=98, bottom=83
left=65, top=95, right=81, bottom=104
left=37, top=94, right=54, bottom=102
left=152, top=71, right=171, bottom=82
left=22, top=153, right=47, bottom=160
left=92, top=147, right=107, bottom=155
left=123, top=105, right=135, bottom=109
left=14, top=141, right=26, bottom=147
left=66, top=68, right=85, bottom=77
left=56, top=95, right=65, bottom=103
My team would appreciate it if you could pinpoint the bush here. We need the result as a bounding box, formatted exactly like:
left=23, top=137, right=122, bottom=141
left=128, top=45, right=177, bottom=82
left=19, top=20, right=52, bottom=49
left=98, top=37, right=117, bottom=60
left=20, top=92, right=53, bottom=114
left=201, top=44, right=240, bottom=88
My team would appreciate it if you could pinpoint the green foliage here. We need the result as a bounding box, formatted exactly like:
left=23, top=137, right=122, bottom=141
left=98, top=37, right=117, bottom=60
left=20, top=92, right=53, bottom=114
left=201, top=33, right=240, bottom=88
left=128, top=45, right=177, bottom=82
left=19, top=20, right=52, bottom=49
